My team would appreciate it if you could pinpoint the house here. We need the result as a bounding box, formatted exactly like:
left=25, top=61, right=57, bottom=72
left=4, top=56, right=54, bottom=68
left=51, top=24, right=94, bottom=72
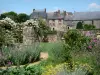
left=30, top=9, right=100, bottom=30
left=30, top=8, right=47, bottom=20
left=72, top=11, right=100, bottom=29
left=47, top=10, right=67, bottom=31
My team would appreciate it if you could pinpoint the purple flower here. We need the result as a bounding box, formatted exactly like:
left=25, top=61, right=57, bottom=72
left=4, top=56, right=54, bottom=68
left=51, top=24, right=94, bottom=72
left=88, top=46, right=92, bottom=49
left=93, top=39, right=97, bottom=42
left=7, top=61, right=12, bottom=65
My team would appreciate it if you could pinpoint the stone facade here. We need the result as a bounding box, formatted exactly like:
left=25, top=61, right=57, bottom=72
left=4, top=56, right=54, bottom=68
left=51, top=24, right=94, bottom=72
left=48, top=19, right=67, bottom=31
left=30, top=9, right=100, bottom=30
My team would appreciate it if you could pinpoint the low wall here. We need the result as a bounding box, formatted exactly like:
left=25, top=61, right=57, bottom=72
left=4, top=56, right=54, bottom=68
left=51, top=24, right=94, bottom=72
left=48, top=34, right=57, bottom=42
left=79, top=29, right=100, bottom=37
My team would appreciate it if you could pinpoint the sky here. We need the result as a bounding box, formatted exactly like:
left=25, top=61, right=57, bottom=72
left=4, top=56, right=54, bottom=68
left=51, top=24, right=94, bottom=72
left=0, top=0, right=100, bottom=14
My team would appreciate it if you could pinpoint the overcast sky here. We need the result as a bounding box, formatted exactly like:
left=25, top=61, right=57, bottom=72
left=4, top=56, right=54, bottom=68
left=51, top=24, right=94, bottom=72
left=0, top=0, right=100, bottom=14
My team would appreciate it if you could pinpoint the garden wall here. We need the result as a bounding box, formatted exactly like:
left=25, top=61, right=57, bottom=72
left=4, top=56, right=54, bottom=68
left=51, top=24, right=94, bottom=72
left=79, top=29, right=100, bottom=37
left=48, top=34, right=57, bottom=42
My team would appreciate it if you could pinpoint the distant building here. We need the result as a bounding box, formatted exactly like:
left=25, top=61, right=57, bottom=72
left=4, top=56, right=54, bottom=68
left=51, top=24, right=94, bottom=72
left=47, top=10, right=67, bottom=31
left=30, top=9, right=100, bottom=30
left=72, top=11, right=100, bottom=28
left=30, top=8, right=47, bottom=20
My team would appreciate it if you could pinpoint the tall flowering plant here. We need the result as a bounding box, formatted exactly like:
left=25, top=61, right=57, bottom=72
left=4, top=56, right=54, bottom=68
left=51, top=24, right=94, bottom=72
left=87, top=37, right=98, bottom=50
left=0, top=17, right=17, bottom=46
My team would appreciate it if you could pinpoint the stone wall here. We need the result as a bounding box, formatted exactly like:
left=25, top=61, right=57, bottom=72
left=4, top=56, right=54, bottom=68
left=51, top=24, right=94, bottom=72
left=48, top=34, right=57, bottom=42
left=23, top=26, right=35, bottom=45
left=80, top=30, right=100, bottom=38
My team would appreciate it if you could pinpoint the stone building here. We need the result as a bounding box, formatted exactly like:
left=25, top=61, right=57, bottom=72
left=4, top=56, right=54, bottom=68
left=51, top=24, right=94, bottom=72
left=47, top=10, right=68, bottom=31
left=30, top=9, right=100, bottom=30
left=30, top=8, right=47, bottom=20
left=30, top=9, right=69, bottom=31
left=65, top=11, right=100, bottom=29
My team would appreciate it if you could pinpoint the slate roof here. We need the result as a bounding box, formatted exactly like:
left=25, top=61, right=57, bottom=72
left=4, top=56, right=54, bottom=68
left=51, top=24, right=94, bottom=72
left=30, top=9, right=47, bottom=19
left=47, top=12, right=64, bottom=20
left=30, top=9, right=100, bottom=21
left=73, top=11, right=100, bottom=20
left=67, top=12, right=73, bottom=15
left=64, top=15, right=73, bottom=20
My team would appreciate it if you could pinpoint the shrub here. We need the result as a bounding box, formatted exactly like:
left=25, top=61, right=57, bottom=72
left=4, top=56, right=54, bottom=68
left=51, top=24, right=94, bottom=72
left=76, top=22, right=83, bottom=29
left=84, top=24, right=96, bottom=30
left=42, top=62, right=93, bottom=75
left=64, top=29, right=91, bottom=51
left=48, top=42, right=72, bottom=64
left=0, top=43, right=40, bottom=66
left=0, top=61, right=46, bottom=75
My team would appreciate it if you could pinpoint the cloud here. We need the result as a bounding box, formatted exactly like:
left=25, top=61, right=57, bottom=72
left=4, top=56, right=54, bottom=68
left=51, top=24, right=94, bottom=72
left=88, top=3, right=100, bottom=9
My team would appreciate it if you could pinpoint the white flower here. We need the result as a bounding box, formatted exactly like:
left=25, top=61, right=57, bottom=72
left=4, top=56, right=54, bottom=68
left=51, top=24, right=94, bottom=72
left=0, top=17, right=17, bottom=27
left=24, top=19, right=39, bottom=28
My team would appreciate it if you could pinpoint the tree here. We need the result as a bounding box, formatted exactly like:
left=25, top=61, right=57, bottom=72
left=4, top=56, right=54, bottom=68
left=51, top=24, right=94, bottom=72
left=38, top=18, right=50, bottom=42
left=76, top=22, right=83, bottom=29
left=17, top=13, right=29, bottom=23
left=0, top=11, right=18, bottom=22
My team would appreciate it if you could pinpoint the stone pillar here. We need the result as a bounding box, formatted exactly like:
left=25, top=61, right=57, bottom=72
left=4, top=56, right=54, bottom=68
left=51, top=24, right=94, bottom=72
left=23, top=26, right=34, bottom=45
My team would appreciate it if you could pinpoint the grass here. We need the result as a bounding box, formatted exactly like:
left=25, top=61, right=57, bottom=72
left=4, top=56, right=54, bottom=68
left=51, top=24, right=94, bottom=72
left=39, top=42, right=100, bottom=75
left=39, top=42, right=59, bottom=52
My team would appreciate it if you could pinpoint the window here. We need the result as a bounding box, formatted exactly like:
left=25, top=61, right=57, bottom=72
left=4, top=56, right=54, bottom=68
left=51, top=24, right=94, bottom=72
left=52, top=19, right=55, bottom=22
left=53, top=23, right=55, bottom=26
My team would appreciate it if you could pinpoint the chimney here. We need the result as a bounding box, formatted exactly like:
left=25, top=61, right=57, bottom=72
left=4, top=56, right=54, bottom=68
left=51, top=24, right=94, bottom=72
left=64, top=11, right=66, bottom=16
left=44, top=8, right=46, bottom=13
left=58, top=10, right=60, bottom=14
left=33, top=9, right=35, bottom=12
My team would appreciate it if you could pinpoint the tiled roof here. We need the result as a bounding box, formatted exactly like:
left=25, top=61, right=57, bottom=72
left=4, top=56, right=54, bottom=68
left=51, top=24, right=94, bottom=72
left=73, top=11, right=100, bottom=20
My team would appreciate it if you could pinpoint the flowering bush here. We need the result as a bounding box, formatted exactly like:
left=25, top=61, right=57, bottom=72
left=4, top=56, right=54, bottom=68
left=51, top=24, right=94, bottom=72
left=0, top=17, right=16, bottom=47
left=87, top=38, right=98, bottom=51
left=24, top=19, right=39, bottom=27
left=42, top=62, right=93, bottom=75
left=64, top=29, right=91, bottom=51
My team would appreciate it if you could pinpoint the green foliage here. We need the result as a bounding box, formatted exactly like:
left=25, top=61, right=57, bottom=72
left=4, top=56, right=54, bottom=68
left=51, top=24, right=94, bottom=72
left=42, top=62, right=93, bottom=75
left=0, top=19, right=15, bottom=47
left=64, top=29, right=91, bottom=51
left=0, top=11, right=29, bottom=23
left=0, top=64, right=43, bottom=75
left=0, top=11, right=18, bottom=22
left=38, top=18, right=55, bottom=42
left=84, top=24, right=96, bottom=30
left=17, top=13, right=29, bottom=23
left=0, top=44, right=40, bottom=66
left=48, top=42, right=72, bottom=64
left=76, top=22, right=83, bottom=29
left=14, top=23, right=23, bottom=43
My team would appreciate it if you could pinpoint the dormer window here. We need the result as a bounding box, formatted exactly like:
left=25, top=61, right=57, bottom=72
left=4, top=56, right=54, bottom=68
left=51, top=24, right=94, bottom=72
left=58, top=19, right=61, bottom=22
left=52, top=19, right=55, bottom=22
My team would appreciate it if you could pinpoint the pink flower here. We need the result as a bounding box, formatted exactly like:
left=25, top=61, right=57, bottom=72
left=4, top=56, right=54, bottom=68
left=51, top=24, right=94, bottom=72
left=93, top=39, right=97, bottom=42
left=7, top=61, right=12, bottom=65
left=88, top=46, right=92, bottom=49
